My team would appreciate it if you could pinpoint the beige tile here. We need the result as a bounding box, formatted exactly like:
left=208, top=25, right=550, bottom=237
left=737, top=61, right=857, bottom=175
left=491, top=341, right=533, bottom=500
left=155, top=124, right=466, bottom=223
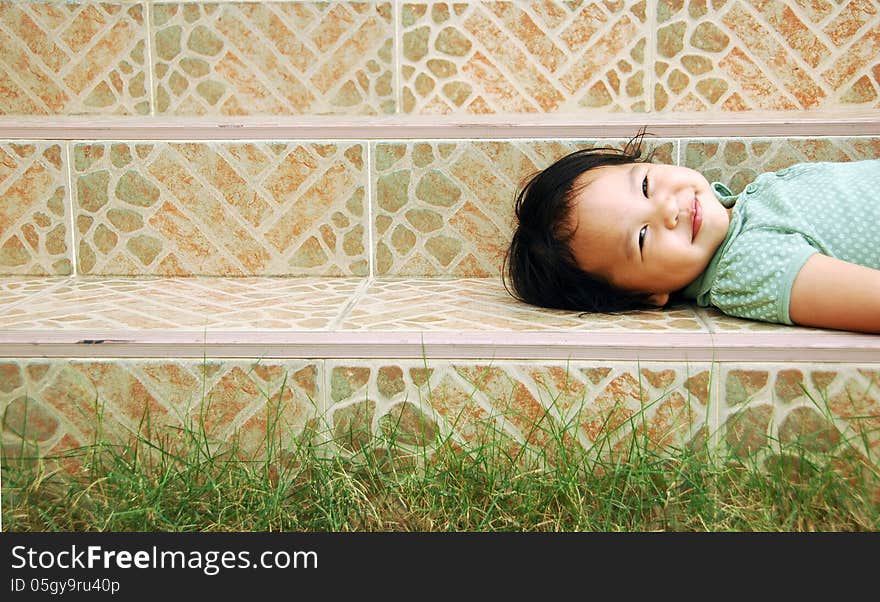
left=372, top=139, right=675, bottom=277
left=400, top=0, right=649, bottom=114
left=325, top=359, right=712, bottom=463
left=719, top=363, right=880, bottom=460
left=697, top=307, right=829, bottom=334
left=152, top=2, right=394, bottom=115
left=72, top=141, right=368, bottom=276
left=1, top=359, right=322, bottom=461
left=0, top=277, right=68, bottom=314
left=0, top=2, right=150, bottom=115
left=655, top=0, right=880, bottom=111
left=0, top=277, right=364, bottom=330
left=340, top=278, right=707, bottom=332
left=683, top=137, right=880, bottom=195
left=0, top=142, right=71, bottom=275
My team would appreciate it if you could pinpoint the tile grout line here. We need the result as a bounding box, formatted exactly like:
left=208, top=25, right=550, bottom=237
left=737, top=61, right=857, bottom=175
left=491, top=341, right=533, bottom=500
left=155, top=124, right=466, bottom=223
left=64, top=141, right=78, bottom=277
left=366, top=141, right=375, bottom=279
left=145, top=1, right=157, bottom=118
left=328, top=277, right=373, bottom=332
left=647, top=0, right=656, bottom=116
left=710, top=360, right=722, bottom=456
left=393, top=0, right=401, bottom=116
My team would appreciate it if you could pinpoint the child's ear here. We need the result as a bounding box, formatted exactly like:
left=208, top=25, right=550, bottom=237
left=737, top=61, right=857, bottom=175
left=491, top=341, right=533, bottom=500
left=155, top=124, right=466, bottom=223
left=645, top=292, right=670, bottom=307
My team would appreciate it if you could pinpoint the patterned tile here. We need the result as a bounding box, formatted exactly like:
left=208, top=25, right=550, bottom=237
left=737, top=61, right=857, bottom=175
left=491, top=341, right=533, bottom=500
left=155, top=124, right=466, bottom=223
left=655, top=0, right=880, bottom=111
left=1, top=359, right=321, bottom=462
left=152, top=2, right=394, bottom=115
left=340, top=278, right=706, bottom=332
left=0, top=1, right=149, bottom=115
left=325, top=359, right=712, bottom=462
left=719, top=364, right=880, bottom=460
left=0, top=277, right=67, bottom=313
left=72, top=141, right=368, bottom=276
left=0, top=277, right=364, bottom=330
left=373, top=138, right=675, bottom=277
left=696, top=307, right=820, bottom=333
left=682, top=137, right=880, bottom=194
left=400, top=1, right=648, bottom=113
left=0, top=142, right=71, bottom=275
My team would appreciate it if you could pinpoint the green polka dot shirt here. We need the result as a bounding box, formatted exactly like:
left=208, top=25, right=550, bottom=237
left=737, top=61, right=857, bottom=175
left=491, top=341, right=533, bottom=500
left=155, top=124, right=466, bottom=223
left=682, top=159, right=880, bottom=325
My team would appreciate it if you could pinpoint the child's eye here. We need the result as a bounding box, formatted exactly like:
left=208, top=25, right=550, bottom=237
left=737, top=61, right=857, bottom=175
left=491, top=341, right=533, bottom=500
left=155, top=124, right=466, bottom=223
left=642, top=174, right=649, bottom=197
left=638, top=226, right=647, bottom=252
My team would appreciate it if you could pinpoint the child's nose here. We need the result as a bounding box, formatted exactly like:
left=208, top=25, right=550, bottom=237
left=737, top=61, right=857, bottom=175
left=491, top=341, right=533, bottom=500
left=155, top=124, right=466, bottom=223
left=657, top=195, right=679, bottom=228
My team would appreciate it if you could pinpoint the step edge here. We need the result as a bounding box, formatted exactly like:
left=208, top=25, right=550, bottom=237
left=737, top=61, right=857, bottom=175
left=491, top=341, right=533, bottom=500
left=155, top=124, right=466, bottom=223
left=2, top=330, right=877, bottom=362
left=3, top=111, right=880, bottom=140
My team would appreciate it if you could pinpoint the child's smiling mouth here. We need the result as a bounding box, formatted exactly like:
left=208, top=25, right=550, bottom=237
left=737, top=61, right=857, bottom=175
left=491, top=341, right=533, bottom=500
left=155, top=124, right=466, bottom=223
left=692, top=197, right=702, bottom=242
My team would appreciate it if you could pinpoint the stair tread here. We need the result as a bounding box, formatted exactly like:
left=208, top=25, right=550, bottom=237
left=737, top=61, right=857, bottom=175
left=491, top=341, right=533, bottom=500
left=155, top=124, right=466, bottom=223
left=1, top=277, right=877, bottom=362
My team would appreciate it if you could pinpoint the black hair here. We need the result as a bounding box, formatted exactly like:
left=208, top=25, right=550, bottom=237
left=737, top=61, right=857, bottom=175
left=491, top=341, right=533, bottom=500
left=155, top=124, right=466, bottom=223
left=503, top=130, right=657, bottom=312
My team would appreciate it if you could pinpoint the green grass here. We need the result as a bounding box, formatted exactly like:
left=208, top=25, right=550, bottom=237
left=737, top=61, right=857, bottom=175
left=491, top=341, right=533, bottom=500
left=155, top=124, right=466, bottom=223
left=3, top=384, right=879, bottom=532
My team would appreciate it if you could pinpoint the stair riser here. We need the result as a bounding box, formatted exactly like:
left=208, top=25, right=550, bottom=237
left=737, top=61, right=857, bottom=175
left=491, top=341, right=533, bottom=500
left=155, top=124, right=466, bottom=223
left=3, top=135, right=879, bottom=277
left=2, top=1, right=878, bottom=117
left=3, top=359, right=877, bottom=469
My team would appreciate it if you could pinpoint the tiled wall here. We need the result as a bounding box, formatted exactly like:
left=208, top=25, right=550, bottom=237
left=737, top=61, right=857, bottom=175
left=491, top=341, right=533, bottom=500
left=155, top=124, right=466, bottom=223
left=3, top=136, right=878, bottom=277
left=3, top=1, right=879, bottom=277
left=1, top=1, right=877, bottom=116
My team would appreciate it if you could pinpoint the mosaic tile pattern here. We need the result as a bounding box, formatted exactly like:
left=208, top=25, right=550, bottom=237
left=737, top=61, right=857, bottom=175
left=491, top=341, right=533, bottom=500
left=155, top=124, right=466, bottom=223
left=72, top=141, right=368, bottom=276
left=3, top=357, right=875, bottom=474
left=719, top=364, right=880, bottom=461
left=683, top=137, right=880, bottom=194
left=2, top=1, right=877, bottom=118
left=0, top=277, right=364, bottom=330
left=340, top=277, right=706, bottom=332
left=655, top=0, right=880, bottom=111
left=0, top=277, right=67, bottom=314
left=373, top=139, right=674, bottom=277
left=0, top=1, right=149, bottom=115
left=400, top=1, right=649, bottom=114
left=695, top=307, right=821, bottom=333
left=325, top=360, right=712, bottom=463
left=0, top=142, right=71, bottom=275
left=152, top=2, right=394, bottom=115
left=1, top=359, right=321, bottom=464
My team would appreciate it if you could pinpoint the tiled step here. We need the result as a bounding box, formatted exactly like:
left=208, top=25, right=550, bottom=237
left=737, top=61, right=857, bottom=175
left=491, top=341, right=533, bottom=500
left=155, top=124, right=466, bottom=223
left=3, top=276, right=879, bottom=473
left=2, top=1, right=878, bottom=118
left=2, top=276, right=879, bottom=362
left=3, top=129, right=880, bottom=280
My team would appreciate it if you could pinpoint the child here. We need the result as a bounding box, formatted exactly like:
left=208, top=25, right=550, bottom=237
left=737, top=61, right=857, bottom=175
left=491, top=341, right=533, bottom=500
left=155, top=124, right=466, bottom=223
left=503, top=132, right=880, bottom=334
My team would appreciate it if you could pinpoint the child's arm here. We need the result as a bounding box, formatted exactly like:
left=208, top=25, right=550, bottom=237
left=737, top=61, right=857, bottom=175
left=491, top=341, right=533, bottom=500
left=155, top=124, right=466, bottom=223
left=789, top=254, right=880, bottom=333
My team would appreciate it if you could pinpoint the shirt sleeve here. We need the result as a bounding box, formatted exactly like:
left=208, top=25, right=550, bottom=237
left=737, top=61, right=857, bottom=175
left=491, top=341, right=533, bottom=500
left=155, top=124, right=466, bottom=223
left=708, top=230, right=818, bottom=325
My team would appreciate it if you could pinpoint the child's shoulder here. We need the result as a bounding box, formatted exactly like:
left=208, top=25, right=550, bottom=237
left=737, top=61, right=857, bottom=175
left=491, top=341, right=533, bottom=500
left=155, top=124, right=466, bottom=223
left=749, top=159, right=878, bottom=188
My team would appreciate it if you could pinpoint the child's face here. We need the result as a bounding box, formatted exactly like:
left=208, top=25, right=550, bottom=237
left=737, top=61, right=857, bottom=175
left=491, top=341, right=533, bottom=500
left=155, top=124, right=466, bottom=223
left=568, top=162, right=731, bottom=306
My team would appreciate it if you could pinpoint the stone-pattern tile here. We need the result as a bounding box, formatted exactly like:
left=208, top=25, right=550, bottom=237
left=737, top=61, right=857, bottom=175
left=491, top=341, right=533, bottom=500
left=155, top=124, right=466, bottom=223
left=1, top=360, right=321, bottom=466
left=720, top=364, right=880, bottom=461
left=340, top=277, right=706, bottom=331
left=373, top=138, right=674, bottom=276
left=655, top=0, right=880, bottom=111
left=0, top=142, right=71, bottom=275
left=325, top=360, right=712, bottom=464
left=72, top=141, right=368, bottom=276
left=0, top=277, right=364, bottom=330
left=682, top=137, right=880, bottom=195
left=152, top=2, right=394, bottom=115
left=0, top=2, right=149, bottom=115
left=401, top=1, right=648, bottom=114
